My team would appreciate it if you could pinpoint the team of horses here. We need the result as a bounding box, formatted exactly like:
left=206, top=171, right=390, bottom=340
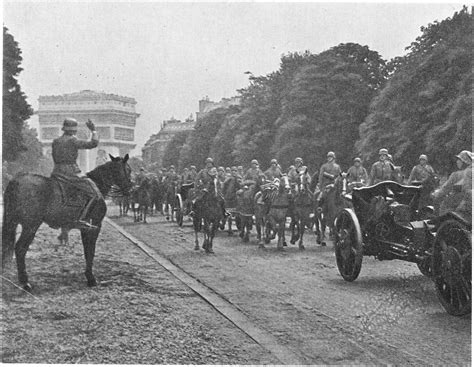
left=0, top=155, right=353, bottom=290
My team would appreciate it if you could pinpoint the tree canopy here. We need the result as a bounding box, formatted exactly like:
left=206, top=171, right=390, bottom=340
left=3, top=26, right=33, bottom=162
left=356, top=7, right=472, bottom=173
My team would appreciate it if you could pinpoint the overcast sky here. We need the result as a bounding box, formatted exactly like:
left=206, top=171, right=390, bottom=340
left=4, top=2, right=463, bottom=156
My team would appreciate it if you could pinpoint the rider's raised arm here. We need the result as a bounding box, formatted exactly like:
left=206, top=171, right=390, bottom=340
left=73, top=122, right=99, bottom=149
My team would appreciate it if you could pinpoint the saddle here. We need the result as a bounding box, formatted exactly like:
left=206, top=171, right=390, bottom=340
left=51, top=173, right=101, bottom=209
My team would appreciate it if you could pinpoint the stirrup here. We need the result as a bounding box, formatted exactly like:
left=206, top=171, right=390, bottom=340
left=76, top=220, right=98, bottom=230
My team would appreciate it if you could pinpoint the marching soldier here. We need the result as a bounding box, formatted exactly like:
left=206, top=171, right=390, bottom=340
left=369, top=148, right=395, bottom=185
left=237, top=166, right=244, bottom=180
left=51, top=118, right=99, bottom=228
left=346, top=157, right=368, bottom=189
left=264, top=159, right=282, bottom=181
left=408, top=154, right=436, bottom=184
left=318, top=152, right=342, bottom=189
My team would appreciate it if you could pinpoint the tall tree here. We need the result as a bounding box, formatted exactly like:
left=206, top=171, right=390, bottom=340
left=3, top=26, right=33, bottom=162
left=356, top=7, right=473, bottom=173
left=273, top=43, right=388, bottom=170
left=162, top=131, right=190, bottom=170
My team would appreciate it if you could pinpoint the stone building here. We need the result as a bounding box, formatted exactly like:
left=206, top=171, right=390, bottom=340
left=37, top=90, right=139, bottom=173
left=142, top=117, right=195, bottom=167
left=142, top=96, right=241, bottom=168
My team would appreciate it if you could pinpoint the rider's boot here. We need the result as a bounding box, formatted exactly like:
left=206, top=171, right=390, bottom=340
left=76, top=197, right=99, bottom=230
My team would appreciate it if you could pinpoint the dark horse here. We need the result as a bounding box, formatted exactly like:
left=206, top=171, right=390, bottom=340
left=290, top=172, right=314, bottom=250
left=193, top=179, right=224, bottom=254
left=236, top=174, right=266, bottom=243
left=263, top=175, right=291, bottom=250
left=130, top=178, right=152, bottom=223
left=2, top=155, right=132, bottom=290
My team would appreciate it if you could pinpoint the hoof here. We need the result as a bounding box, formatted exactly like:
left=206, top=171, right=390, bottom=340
left=227, top=231, right=233, bottom=236
left=283, top=241, right=287, bottom=247
left=258, top=243, right=265, bottom=249
left=87, top=278, right=98, bottom=287
left=166, top=216, right=170, bottom=221
left=299, top=244, right=305, bottom=250
left=290, top=239, right=296, bottom=245
left=264, top=238, right=270, bottom=244
left=194, top=245, right=199, bottom=251
left=321, top=241, right=326, bottom=247
left=239, top=232, right=244, bottom=238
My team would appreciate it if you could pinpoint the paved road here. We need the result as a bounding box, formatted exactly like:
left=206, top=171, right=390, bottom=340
left=109, top=208, right=471, bottom=366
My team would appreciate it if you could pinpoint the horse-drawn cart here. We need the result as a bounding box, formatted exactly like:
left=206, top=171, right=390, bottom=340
left=174, top=183, right=194, bottom=227
left=334, top=180, right=471, bottom=316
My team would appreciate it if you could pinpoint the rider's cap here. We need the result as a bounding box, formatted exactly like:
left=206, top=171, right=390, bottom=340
left=295, top=157, right=303, bottom=163
left=419, top=154, right=428, bottom=161
left=456, top=150, right=472, bottom=165
left=270, top=159, right=278, bottom=164
left=62, top=118, right=78, bottom=131
left=205, top=157, right=214, bottom=164
left=353, top=157, right=361, bottom=162
left=379, top=148, right=389, bottom=156
left=251, top=159, right=259, bottom=165
left=327, top=151, right=335, bottom=158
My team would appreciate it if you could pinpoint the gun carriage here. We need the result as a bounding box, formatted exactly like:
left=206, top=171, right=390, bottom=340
left=334, top=180, right=471, bottom=316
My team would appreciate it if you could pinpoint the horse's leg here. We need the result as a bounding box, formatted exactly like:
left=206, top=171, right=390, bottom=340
left=299, top=218, right=306, bottom=250
left=243, top=216, right=250, bottom=243
left=143, top=205, right=148, bottom=224
left=14, top=222, right=41, bottom=290
left=80, top=226, right=101, bottom=287
left=227, top=216, right=233, bottom=235
left=276, top=220, right=284, bottom=250
left=193, top=215, right=200, bottom=251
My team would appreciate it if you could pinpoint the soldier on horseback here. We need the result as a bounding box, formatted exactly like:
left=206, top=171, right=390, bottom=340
left=243, top=159, right=264, bottom=184
left=408, top=154, right=436, bottom=184
left=369, top=148, right=395, bottom=185
left=264, top=159, right=282, bottom=181
left=288, top=157, right=304, bottom=184
left=51, top=118, right=100, bottom=229
left=346, top=157, right=368, bottom=190
left=318, top=152, right=342, bottom=189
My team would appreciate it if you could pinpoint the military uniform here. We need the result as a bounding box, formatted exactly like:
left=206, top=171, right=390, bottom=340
left=52, top=135, right=98, bottom=176
left=318, top=161, right=342, bottom=189
left=408, top=164, right=435, bottom=184
left=347, top=165, right=368, bottom=186
left=243, top=167, right=264, bottom=184
left=264, top=166, right=282, bottom=181
left=369, top=161, right=394, bottom=185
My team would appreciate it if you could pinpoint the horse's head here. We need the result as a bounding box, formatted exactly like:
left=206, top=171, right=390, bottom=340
left=106, top=154, right=132, bottom=193
left=280, top=175, right=291, bottom=193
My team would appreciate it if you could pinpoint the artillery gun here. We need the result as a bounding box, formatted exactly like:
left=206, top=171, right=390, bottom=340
left=334, top=180, right=471, bottom=316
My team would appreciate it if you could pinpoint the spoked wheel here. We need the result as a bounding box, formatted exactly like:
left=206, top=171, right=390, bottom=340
left=334, top=209, right=363, bottom=281
left=175, top=194, right=184, bottom=227
left=432, top=219, right=471, bottom=316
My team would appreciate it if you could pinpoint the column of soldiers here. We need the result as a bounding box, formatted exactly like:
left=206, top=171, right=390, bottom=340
left=136, top=146, right=471, bottom=216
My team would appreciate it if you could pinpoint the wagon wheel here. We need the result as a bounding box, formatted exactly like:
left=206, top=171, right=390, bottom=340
left=175, top=194, right=184, bottom=227
left=432, top=219, right=471, bottom=316
left=416, top=255, right=433, bottom=277
left=334, top=209, right=363, bottom=281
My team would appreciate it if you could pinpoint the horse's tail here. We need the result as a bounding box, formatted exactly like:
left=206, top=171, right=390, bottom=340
left=2, top=179, right=19, bottom=267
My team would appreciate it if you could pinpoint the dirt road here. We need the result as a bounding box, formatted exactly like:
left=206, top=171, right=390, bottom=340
left=111, top=210, right=471, bottom=365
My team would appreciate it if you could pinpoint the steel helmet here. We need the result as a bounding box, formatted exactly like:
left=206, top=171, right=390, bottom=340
left=295, top=157, right=303, bottom=164
left=205, top=157, right=214, bottom=164
left=251, top=159, right=259, bottom=165
left=190, top=165, right=196, bottom=170
left=379, top=148, right=389, bottom=156
left=455, top=150, right=472, bottom=165
left=327, top=151, right=335, bottom=158
left=270, top=159, right=278, bottom=164
left=419, top=154, right=428, bottom=161
left=62, top=118, right=78, bottom=131
left=353, top=157, right=361, bottom=162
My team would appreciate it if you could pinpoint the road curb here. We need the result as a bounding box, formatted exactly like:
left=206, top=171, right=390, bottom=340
left=104, top=217, right=305, bottom=365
